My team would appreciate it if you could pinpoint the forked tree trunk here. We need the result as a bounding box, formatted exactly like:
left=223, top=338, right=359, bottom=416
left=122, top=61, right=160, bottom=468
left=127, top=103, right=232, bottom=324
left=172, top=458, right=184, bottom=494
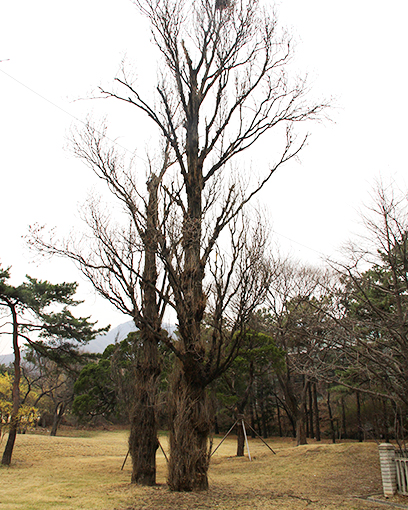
left=168, top=369, right=211, bottom=491
left=277, top=372, right=307, bottom=445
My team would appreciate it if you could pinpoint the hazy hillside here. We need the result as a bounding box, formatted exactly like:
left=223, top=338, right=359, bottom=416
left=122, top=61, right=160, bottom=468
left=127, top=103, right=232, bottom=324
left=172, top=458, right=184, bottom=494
left=0, top=321, right=177, bottom=365
left=0, top=352, right=14, bottom=366
left=85, top=320, right=137, bottom=354
left=0, top=323, right=137, bottom=365
left=86, top=321, right=177, bottom=354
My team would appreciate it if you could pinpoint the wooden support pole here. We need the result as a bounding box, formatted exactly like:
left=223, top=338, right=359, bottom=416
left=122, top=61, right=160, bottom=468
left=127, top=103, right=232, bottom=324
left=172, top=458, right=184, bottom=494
left=245, top=421, right=276, bottom=454
left=210, top=419, right=239, bottom=457
left=121, top=438, right=169, bottom=470
left=121, top=449, right=130, bottom=470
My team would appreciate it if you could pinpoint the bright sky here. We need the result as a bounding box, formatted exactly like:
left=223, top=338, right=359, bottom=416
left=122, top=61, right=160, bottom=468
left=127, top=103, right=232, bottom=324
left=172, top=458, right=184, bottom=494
left=1, top=0, right=407, bottom=355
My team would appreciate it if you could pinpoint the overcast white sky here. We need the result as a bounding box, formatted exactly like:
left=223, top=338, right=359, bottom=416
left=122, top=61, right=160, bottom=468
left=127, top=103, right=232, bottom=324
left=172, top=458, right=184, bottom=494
left=1, top=0, right=407, bottom=356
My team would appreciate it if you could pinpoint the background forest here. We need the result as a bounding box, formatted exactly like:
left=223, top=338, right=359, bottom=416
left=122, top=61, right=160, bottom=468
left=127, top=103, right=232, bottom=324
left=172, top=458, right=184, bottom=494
left=2, top=179, right=408, bottom=453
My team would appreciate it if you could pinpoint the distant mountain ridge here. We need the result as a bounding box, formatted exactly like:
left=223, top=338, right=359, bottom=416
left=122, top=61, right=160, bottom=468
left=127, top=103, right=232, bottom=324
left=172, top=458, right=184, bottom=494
left=86, top=320, right=177, bottom=354
left=0, top=321, right=177, bottom=365
left=85, top=320, right=137, bottom=353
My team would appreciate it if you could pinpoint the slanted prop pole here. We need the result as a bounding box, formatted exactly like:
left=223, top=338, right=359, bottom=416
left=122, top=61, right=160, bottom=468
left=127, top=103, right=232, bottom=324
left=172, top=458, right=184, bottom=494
left=158, top=439, right=169, bottom=463
left=245, top=422, right=276, bottom=454
left=121, top=449, right=130, bottom=470
left=210, top=419, right=239, bottom=457
left=121, top=439, right=168, bottom=470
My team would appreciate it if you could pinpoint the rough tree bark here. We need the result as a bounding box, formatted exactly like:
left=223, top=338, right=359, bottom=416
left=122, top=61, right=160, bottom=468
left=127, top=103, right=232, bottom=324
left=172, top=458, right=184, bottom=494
left=1, top=303, right=20, bottom=466
left=168, top=368, right=212, bottom=491
left=50, top=401, right=67, bottom=437
left=128, top=173, right=163, bottom=486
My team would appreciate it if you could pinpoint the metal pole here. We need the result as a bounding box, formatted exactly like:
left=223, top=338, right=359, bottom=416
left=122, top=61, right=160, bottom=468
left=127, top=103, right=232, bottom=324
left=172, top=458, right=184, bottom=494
left=242, top=419, right=251, bottom=461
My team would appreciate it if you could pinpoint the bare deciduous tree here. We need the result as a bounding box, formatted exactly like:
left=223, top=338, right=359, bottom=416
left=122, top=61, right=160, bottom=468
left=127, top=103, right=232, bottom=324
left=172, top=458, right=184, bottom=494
left=263, top=258, right=328, bottom=445
left=97, top=0, right=327, bottom=490
left=328, top=181, right=408, bottom=409
left=30, top=0, right=327, bottom=490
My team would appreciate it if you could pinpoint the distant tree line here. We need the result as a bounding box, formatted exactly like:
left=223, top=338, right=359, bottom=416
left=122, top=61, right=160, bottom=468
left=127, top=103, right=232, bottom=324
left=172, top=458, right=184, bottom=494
left=26, top=180, right=407, bottom=452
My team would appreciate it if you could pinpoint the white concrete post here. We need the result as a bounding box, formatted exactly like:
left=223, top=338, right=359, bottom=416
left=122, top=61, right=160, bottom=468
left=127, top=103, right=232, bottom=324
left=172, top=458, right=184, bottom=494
left=379, top=443, right=397, bottom=497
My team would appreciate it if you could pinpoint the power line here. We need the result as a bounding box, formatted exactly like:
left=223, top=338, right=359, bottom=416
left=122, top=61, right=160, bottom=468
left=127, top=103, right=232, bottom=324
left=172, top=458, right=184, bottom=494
left=0, top=67, right=148, bottom=164
left=0, top=68, right=333, bottom=264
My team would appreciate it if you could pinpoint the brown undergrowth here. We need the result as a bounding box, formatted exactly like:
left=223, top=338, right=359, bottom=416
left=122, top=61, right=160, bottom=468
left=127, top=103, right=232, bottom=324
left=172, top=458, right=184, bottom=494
left=0, top=428, right=404, bottom=510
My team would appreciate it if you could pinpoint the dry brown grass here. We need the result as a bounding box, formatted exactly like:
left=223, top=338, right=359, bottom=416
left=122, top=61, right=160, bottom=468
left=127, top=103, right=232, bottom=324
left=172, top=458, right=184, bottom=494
left=0, top=429, right=406, bottom=510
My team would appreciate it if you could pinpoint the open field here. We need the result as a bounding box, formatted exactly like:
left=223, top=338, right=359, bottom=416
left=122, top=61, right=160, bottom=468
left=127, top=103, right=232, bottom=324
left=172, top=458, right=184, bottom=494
left=1, top=428, right=406, bottom=510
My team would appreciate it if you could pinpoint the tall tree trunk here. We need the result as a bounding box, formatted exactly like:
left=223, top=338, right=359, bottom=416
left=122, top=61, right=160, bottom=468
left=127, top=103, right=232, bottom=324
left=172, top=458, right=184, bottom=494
left=296, top=380, right=308, bottom=446
left=167, top=93, right=211, bottom=489
left=356, top=391, right=363, bottom=442
left=382, top=399, right=390, bottom=442
left=168, top=367, right=211, bottom=491
left=277, top=372, right=306, bottom=443
left=340, top=397, right=347, bottom=439
left=254, top=398, right=262, bottom=436
left=249, top=399, right=256, bottom=439
left=50, top=401, right=66, bottom=437
left=129, top=336, right=160, bottom=486
left=304, top=379, right=309, bottom=438
left=167, top=100, right=217, bottom=488
left=276, top=398, right=283, bottom=438
left=236, top=415, right=245, bottom=457
left=214, top=413, right=220, bottom=436
left=296, top=415, right=307, bottom=445
left=308, top=382, right=314, bottom=439
left=259, top=385, right=268, bottom=438
left=2, top=304, right=20, bottom=466
left=327, top=389, right=336, bottom=444
left=128, top=175, right=162, bottom=486
left=296, top=398, right=308, bottom=446
left=312, top=383, right=321, bottom=442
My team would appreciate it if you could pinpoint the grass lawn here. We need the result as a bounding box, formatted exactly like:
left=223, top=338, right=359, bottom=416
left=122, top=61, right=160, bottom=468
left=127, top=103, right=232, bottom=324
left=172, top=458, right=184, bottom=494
left=0, top=428, right=404, bottom=510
